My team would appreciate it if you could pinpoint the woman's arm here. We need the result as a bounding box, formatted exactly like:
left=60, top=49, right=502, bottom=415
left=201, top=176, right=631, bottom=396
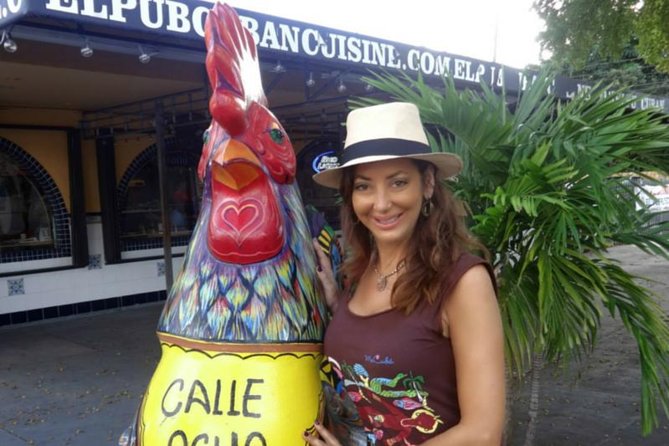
left=423, top=264, right=505, bottom=445
left=303, top=421, right=343, bottom=446
left=313, top=238, right=341, bottom=312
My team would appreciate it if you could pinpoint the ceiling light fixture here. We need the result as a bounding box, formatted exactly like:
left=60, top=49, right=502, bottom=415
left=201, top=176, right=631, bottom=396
left=138, top=45, right=158, bottom=64
left=306, top=72, right=316, bottom=87
left=80, top=38, right=93, bottom=58
left=337, top=78, right=347, bottom=94
left=271, top=60, right=286, bottom=73
left=1, top=30, right=17, bottom=53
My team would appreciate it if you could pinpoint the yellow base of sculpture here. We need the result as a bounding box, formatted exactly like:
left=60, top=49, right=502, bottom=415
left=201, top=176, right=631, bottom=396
left=137, top=333, right=324, bottom=446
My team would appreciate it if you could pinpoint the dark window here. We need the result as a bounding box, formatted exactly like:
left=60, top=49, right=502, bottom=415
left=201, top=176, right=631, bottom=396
left=119, top=149, right=201, bottom=251
left=0, top=152, right=54, bottom=249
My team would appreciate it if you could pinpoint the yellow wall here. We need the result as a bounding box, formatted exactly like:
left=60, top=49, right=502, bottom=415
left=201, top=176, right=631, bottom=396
left=115, top=136, right=157, bottom=183
left=0, top=129, right=71, bottom=213
left=0, top=109, right=85, bottom=213
left=82, top=135, right=165, bottom=213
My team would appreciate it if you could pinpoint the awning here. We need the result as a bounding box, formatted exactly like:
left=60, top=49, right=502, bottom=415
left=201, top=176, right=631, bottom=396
left=1, top=0, right=667, bottom=113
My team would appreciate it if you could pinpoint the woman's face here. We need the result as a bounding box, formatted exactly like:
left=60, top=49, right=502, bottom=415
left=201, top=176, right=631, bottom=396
left=351, top=158, right=434, bottom=249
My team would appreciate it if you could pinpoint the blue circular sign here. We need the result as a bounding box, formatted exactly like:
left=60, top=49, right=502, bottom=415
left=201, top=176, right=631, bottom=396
left=312, top=150, right=339, bottom=173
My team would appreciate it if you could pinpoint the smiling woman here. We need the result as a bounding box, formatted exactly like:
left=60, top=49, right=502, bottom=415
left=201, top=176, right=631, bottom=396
left=308, top=102, right=506, bottom=445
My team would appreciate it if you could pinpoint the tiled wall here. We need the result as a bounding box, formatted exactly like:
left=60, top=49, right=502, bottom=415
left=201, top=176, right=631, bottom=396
left=0, top=220, right=184, bottom=326
left=0, top=290, right=167, bottom=326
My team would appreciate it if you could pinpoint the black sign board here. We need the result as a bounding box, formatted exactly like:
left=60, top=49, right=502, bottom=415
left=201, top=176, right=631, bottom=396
left=1, top=0, right=667, bottom=112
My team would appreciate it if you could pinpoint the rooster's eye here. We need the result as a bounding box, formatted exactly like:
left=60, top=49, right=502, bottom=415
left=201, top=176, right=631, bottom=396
left=202, top=129, right=210, bottom=145
left=269, top=128, right=285, bottom=144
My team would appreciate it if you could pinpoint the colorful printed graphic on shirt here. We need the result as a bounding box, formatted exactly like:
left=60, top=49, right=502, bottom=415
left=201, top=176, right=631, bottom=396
left=321, top=357, right=367, bottom=444
left=328, top=357, right=443, bottom=445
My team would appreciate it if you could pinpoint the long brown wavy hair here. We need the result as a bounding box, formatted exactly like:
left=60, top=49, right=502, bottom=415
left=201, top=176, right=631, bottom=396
left=338, top=159, right=488, bottom=314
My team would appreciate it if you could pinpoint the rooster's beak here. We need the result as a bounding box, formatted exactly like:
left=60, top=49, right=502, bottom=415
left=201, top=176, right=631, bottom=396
left=211, top=139, right=262, bottom=191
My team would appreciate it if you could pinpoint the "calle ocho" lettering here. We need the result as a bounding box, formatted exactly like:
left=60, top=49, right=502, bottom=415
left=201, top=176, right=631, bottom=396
left=160, top=376, right=267, bottom=446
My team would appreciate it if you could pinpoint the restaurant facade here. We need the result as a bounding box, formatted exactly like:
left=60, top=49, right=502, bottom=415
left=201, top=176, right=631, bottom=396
left=1, top=0, right=667, bottom=326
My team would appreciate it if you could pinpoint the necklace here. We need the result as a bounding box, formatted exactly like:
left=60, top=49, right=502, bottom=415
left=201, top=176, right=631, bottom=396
left=373, top=260, right=405, bottom=292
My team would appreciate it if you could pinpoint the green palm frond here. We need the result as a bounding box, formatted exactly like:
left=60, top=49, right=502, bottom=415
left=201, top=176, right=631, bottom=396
left=355, top=69, right=669, bottom=435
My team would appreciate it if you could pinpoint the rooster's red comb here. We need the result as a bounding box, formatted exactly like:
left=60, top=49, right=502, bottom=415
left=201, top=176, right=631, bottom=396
left=205, top=3, right=266, bottom=135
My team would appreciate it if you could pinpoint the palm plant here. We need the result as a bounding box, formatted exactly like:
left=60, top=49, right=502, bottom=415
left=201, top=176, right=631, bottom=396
left=352, top=71, right=669, bottom=436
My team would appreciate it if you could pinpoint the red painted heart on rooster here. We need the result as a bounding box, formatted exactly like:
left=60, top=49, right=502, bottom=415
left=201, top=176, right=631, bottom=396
left=208, top=171, right=284, bottom=264
left=217, top=200, right=262, bottom=242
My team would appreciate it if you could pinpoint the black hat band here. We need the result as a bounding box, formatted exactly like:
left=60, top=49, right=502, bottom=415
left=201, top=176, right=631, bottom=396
left=340, top=138, right=431, bottom=165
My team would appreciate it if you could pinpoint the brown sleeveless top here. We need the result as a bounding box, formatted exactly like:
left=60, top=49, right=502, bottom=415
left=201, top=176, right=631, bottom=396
left=323, top=253, right=495, bottom=445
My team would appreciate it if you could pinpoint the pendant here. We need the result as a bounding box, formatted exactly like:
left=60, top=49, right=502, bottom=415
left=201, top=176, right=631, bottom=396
left=376, top=276, right=387, bottom=292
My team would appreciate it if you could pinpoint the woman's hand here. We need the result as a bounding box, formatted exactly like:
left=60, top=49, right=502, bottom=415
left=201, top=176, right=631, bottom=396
left=303, top=421, right=342, bottom=446
left=312, top=238, right=340, bottom=312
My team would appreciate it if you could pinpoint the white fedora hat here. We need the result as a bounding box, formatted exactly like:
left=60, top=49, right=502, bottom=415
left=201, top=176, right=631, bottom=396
left=312, top=102, right=462, bottom=189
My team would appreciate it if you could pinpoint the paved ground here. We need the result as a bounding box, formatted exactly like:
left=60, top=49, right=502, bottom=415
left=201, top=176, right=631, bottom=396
left=1, top=245, right=668, bottom=445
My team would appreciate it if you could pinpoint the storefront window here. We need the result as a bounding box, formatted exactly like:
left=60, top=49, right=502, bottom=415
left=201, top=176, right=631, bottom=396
left=119, top=149, right=201, bottom=251
left=0, top=153, right=54, bottom=249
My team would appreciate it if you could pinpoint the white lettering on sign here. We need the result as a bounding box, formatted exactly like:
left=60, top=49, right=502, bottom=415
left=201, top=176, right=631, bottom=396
left=108, top=0, right=136, bottom=23
left=316, top=156, right=338, bottom=171
left=191, top=6, right=208, bottom=37
left=279, top=24, right=299, bottom=53
left=165, top=0, right=190, bottom=33
left=45, top=0, right=78, bottom=14
left=312, top=152, right=339, bottom=173
left=260, top=20, right=280, bottom=50
left=139, top=0, right=164, bottom=30
left=7, top=0, right=23, bottom=14
left=347, top=37, right=362, bottom=63
left=27, top=1, right=667, bottom=111
left=239, top=15, right=260, bottom=42
left=454, top=59, right=485, bottom=82
left=301, top=28, right=321, bottom=56
left=44, top=0, right=199, bottom=34
left=81, top=0, right=106, bottom=19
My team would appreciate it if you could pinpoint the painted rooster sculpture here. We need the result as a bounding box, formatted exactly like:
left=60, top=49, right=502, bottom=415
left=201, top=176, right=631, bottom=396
left=120, top=4, right=331, bottom=445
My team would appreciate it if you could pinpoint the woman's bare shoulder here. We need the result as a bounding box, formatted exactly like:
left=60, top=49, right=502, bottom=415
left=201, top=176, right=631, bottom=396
left=441, top=264, right=498, bottom=336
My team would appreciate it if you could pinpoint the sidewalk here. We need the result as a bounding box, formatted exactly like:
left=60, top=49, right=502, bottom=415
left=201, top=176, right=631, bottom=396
left=1, top=245, right=668, bottom=445
left=0, top=303, right=162, bottom=446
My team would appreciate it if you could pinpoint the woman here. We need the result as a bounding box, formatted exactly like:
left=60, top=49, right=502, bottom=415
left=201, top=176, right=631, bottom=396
left=306, top=102, right=505, bottom=445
